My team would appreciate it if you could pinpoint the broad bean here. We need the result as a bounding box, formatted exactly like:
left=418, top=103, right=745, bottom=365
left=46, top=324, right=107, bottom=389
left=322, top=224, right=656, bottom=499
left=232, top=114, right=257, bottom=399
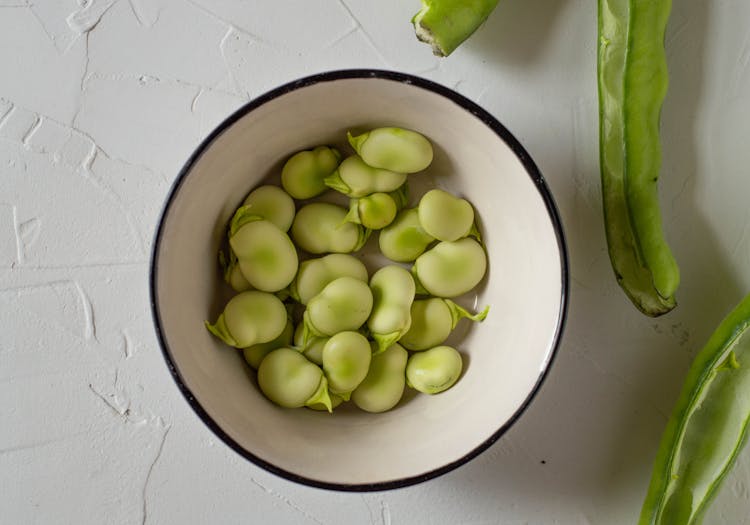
left=351, top=342, right=408, bottom=413
left=413, top=238, right=487, bottom=297
left=292, top=323, right=328, bottom=366
left=406, top=345, right=463, bottom=394
left=400, top=298, right=489, bottom=351
left=242, top=185, right=296, bottom=232
left=281, top=146, right=341, bottom=200
left=344, top=192, right=398, bottom=230
left=257, top=347, right=332, bottom=411
left=348, top=127, right=433, bottom=173
left=368, top=265, right=416, bottom=354
left=219, top=250, right=252, bottom=292
left=291, top=202, right=368, bottom=254
left=290, top=253, right=368, bottom=304
left=205, top=291, right=287, bottom=348
left=229, top=217, right=298, bottom=292
left=243, top=319, right=294, bottom=369
left=302, top=276, right=374, bottom=340
left=324, top=155, right=407, bottom=197
left=418, top=189, right=476, bottom=242
left=378, top=208, right=435, bottom=262
left=322, top=331, right=372, bottom=398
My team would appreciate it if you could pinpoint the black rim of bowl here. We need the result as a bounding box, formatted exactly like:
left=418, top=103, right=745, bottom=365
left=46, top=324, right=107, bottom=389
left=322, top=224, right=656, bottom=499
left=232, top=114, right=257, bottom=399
left=150, top=69, right=570, bottom=492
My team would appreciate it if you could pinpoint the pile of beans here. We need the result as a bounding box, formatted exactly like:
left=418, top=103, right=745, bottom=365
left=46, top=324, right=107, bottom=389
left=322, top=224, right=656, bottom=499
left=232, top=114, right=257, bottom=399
left=206, top=127, right=489, bottom=413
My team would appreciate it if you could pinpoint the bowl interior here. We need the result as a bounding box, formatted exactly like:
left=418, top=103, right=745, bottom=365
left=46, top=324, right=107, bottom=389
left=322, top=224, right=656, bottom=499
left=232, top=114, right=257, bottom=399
left=153, top=73, right=565, bottom=488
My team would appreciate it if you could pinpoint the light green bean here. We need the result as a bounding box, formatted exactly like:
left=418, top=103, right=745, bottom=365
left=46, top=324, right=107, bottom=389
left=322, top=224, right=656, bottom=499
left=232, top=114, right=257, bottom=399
left=281, top=146, right=341, bottom=200
left=302, top=276, right=374, bottom=341
left=229, top=218, right=298, bottom=292
left=291, top=202, right=369, bottom=254
left=348, top=127, right=433, bottom=173
left=378, top=208, right=435, bottom=262
left=324, top=155, right=407, bottom=197
left=243, top=319, right=294, bottom=369
left=292, top=323, right=328, bottom=365
left=242, top=185, right=296, bottom=232
left=418, top=189, right=475, bottom=242
left=322, top=331, right=372, bottom=398
left=290, top=253, right=368, bottom=304
left=257, top=347, right=332, bottom=411
left=400, top=298, right=489, bottom=351
left=205, top=291, right=287, bottom=348
left=406, top=345, right=463, bottom=394
left=344, top=192, right=398, bottom=230
left=351, top=342, right=408, bottom=413
left=413, top=238, right=487, bottom=297
left=368, top=265, right=416, bottom=354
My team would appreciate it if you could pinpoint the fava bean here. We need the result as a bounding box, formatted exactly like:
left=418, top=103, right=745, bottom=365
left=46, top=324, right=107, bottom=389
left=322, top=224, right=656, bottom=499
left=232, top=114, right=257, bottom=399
left=219, top=250, right=252, bottom=292
left=257, top=347, right=332, bottom=411
left=242, top=185, right=296, bottom=232
left=324, top=155, right=407, bottom=197
left=351, top=343, right=408, bottom=413
left=205, top=291, right=287, bottom=348
left=413, top=238, right=487, bottom=297
left=281, top=146, right=341, bottom=200
left=243, top=319, right=294, bottom=369
left=229, top=217, right=298, bottom=292
left=292, top=323, right=328, bottom=366
left=368, top=265, right=415, bottom=354
left=344, top=192, right=398, bottom=230
left=322, top=331, right=372, bottom=398
left=378, top=208, right=435, bottom=262
left=406, top=345, right=463, bottom=394
left=348, top=127, right=433, bottom=173
left=290, top=253, right=368, bottom=304
left=418, top=189, right=476, bottom=242
left=291, top=202, right=369, bottom=254
left=400, top=298, right=489, bottom=351
left=302, top=277, right=374, bottom=341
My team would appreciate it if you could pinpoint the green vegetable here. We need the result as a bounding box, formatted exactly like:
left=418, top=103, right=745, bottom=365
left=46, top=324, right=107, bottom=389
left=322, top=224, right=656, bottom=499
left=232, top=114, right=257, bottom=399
left=367, top=265, right=416, bottom=354
left=290, top=253, right=368, bottom=304
left=406, top=345, right=463, bottom=394
left=292, top=323, right=328, bottom=365
left=412, top=238, right=487, bottom=297
left=418, top=188, right=475, bottom=242
left=322, top=331, right=372, bottom=398
left=351, top=343, right=408, bottom=413
left=324, top=155, right=407, bottom=197
left=400, top=298, right=489, bottom=351
left=302, top=276, right=374, bottom=340
left=379, top=208, right=436, bottom=262
left=257, top=347, right=332, bottom=411
left=205, top=291, right=287, bottom=348
left=243, top=319, right=294, bottom=369
left=281, top=146, right=341, bottom=200
left=344, top=192, right=398, bottom=230
left=639, top=293, right=750, bottom=524
left=412, top=0, right=500, bottom=57
left=242, top=184, right=296, bottom=232
left=291, top=202, right=369, bottom=254
left=598, top=0, right=679, bottom=316
left=348, top=128, right=433, bottom=174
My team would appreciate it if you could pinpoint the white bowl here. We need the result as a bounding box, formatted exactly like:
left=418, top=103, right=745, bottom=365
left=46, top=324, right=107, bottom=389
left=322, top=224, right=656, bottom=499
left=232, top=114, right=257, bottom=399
left=150, top=70, right=568, bottom=491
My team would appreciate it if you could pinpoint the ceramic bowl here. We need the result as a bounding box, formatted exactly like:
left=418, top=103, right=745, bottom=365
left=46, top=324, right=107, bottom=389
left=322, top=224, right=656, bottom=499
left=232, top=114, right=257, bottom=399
left=150, top=70, right=568, bottom=491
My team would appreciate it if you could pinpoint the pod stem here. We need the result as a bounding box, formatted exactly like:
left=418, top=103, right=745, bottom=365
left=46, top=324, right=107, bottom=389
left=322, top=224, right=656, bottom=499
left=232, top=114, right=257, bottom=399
left=306, top=376, right=333, bottom=413
left=205, top=314, right=238, bottom=347
left=389, top=182, right=410, bottom=210
left=301, top=310, right=326, bottom=346
left=343, top=199, right=363, bottom=225
left=444, top=300, right=490, bottom=329
left=323, top=170, right=352, bottom=195
left=372, top=332, right=402, bottom=355
left=353, top=226, right=372, bottom=252
left=229, top=205, right=264, bottom=236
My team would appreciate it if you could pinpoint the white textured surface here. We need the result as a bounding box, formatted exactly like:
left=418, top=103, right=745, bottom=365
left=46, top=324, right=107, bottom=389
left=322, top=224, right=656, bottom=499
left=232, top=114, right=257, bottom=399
left=1, top=0, right=749, bottom=523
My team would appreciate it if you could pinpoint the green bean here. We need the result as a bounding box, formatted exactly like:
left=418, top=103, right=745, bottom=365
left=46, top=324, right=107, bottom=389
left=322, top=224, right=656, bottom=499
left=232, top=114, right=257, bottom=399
left=351, top=343, right=408, bottom=413
left=242, top=185, right=296, bottom=232
left=292, top=323, right=328, bottom=366
left=406, top=345, right=463, bottom=394
left=324, top=155, right=407, bottom=197
left=243, top=319, right=294, bottom=369
left=348, top=127, right=433, bottom=173
left=400, top=298, right=489, bottom=351
left=598, top=0, right=679, bottom=316
left=412, top=238, right=487, bottom=297
left=219, top=250, right=253, bottom=292
left=639, top=293, right=750, bottom=524
left=205, top=291, right=287, bottom=348
left=229, top=217, right=298, bottom=292
left=412, top=0, right=500, bottom=57
left=291, top=202, right=369, bottom=254
left=257, top=347, right=332, bottom=411
left=379, top=208, right=435, bottom=262
left=290, top=253, right=368, bottom=304
left=344, top=192, right=398, bottom=230
left=281, top=146, right=341, bottom=200
left=418, top=189, right=475, bottom=242
left=322, top=331, right=372, bottom=398
left=368, top=265, right=416, bottom=354
left=302, top=276, right=374, bottom=341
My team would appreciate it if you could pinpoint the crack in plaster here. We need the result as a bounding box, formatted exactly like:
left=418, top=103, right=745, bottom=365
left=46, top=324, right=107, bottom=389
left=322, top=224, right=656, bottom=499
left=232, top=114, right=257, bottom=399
left=250, top=477, right=325, bottom=525
left=335, top=0, right=390, bottom=66
left=141, top=424, right=170, bottom=525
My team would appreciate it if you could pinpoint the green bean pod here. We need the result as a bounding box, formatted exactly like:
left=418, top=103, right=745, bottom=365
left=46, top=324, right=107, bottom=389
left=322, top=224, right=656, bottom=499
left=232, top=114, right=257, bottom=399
left=348, top=127, right=433, bottom=173
left=598, top=0, right=679, bottom=316
left=243, top=319, right=294, bottom=369
left=367, top=265, right=416, bottom=354
left=412, top=0, right=500, bottom=57
left=400, top=298, right=489, bottom=351
left=324, top=155, right=407, bottom=197
left=639, top=293, right=750, bottom=524
left=379, top=208, right=435, bottom=263
left=205, top=291, right=287, bottom=348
